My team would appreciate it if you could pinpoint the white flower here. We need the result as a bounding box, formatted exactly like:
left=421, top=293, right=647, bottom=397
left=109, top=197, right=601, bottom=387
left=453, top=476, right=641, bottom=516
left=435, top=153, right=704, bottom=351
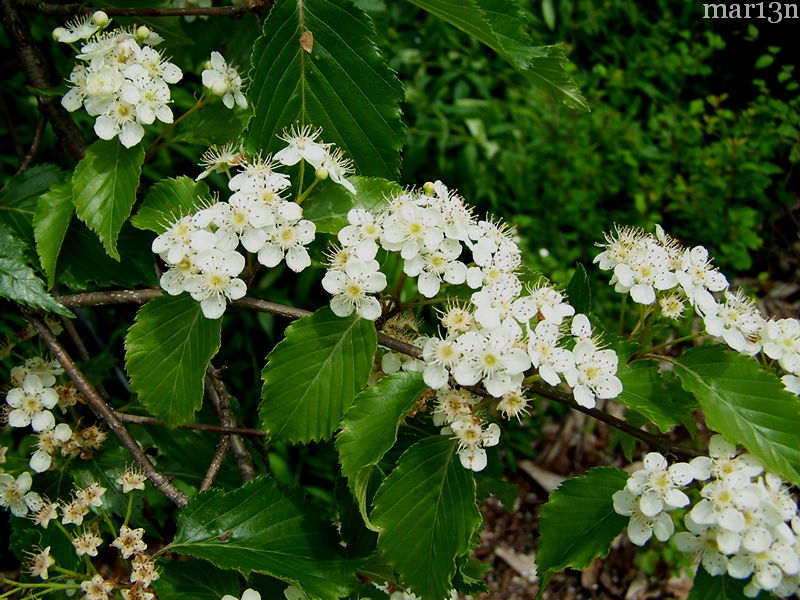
left=624, top=452, right=694, bottom=517
left=111, top=525, right=147, bottom=558
left=611, top=238, right=677, bottom=304
left=675, top=245, right=728, bottom=311
left=453, top=321, right=530, bottom=397
left=702, top=290, right=764, bottom=355
left=184, top=250, right=247, bottom=319
left=10, top=357, right=62, bottom=387
left=257, top=203, right=316, bottom=272
left=0, top=472, right=42, bottom=517
left=612, top=488, right=675, bottom=546
left=196, top=142, right=246, bottom=181
left=317, top=147, right=355, bottom=193
left=564, top=342, right=622, bottom=408
left=80, top=574, right=113, bottom=600
left=338, top=209, right=383, bottom=260
left=470, top=278, right=521, bottom=330
left=422, top=336, right=461, bottom=389
left=53, top=13, right=105, bottom=44
left=511, top=284, right=575, bottom=325
left=5, top=373, right=59, bottom=431
left=274, top=124, right=329, bottom=167
left=222, top=589, right=261, bottom=600
left=526, top=321, right=574, bottom=386
left=202, top=51, right=247, bottom=109
left=496, top=388, right=531, bottom=421
left=152, top=215, right=200, bottom=264
left=403, top=238, right=467, bottom=298
left=762, top=318, right=800, bottom=374
left=594, top=225, right=648, bottom=271
left=72, top=530, right=103, bottom=557
left=449, top=417, right=500, bottom=472
left=28, top=546, right=55, bottom=580
left=674, top=514, right=729, bottom=576
left=380, top=200, right=444, bottom=260
left=321, top=258, right=386, bottom=320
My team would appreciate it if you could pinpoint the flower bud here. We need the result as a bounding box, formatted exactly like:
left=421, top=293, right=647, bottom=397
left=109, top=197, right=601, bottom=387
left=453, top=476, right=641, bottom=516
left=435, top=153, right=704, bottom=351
left=91, top=10, right=109, bottom=26
left=315, top=166, right=329, bottom=181
left=210, top=79, right=228, bottom=97
left=135, top=25, right=151, bottom=40
left=423, top=181, right=436, bottom=196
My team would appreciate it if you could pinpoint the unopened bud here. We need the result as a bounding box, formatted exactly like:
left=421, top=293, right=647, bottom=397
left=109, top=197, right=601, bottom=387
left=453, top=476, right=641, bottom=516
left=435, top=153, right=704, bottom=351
left=91, top=10, right=109, bottom=26
left=52, top=27, right=67, bottom=42
left=210, top=79, right=228, bottom=96
left=135, top=25, right=150, bottom=40
left=315, top=166, right=329, bottom=181
left=422, top=181, right=436, bottom=196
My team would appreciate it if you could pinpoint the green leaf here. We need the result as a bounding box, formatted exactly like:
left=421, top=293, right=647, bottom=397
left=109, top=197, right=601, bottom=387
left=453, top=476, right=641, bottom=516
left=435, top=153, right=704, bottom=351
left=0, top=223, right=72, bottom=316
left=245, top=0, right=405, bottom=178
left=303, top=177, right=401, bottom=234
left=0, top=164, right=63, bottom=247
left=154, top=558, right=241, bottom=600
left=371, top=436, right=481, bottom=600
left=536, top=467, right=628, bottom=576
left=688, top=565, right=769, bottom=600
left=616, top=360, right=692, bottom=433
left=125, top=295, right=222, bottom=426
left=33, top=181, right=74, bottom=287
left=260, top=306, right=377, bottom=443
left=336, top=371, right=428, bottom=525
left=173, top=102, right=250, bottom=146
left=57, top=224, right=158, bottom=289
left=131, top=176, right=210, bottom=234
left=170, top=477, right=358, bottom=600
left=71, top=139, right=145, bottom=260
left=566, top=263, right=591, bottom=315
left=673, top=345, right=800, bottom=487
left=405, top=0, right=588, bottom=110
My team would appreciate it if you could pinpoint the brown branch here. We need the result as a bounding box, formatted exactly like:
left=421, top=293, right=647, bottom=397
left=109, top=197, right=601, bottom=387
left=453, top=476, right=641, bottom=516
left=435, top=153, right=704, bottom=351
left=526, top=382, right=701, bottom=459
left=206, top=366, right=257, bottom=482
left=14, top=0, right=273, bottom=17
left=0, top=0, right=87, bottom=161
left=199, top=435, right=230, bottom=492
left=27, top=316, right=190, bottom=507
left=55, top=289, right=699, bottom=458
left=17, top=114, right=46, bottom=173
left=115, top=410, right=267, bottom=436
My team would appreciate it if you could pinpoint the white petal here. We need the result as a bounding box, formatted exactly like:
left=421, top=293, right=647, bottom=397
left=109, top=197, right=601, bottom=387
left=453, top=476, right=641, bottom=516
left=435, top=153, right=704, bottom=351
left=200, top=295, right=226, bottom=319
left=357, top=296, right=382, bottom=321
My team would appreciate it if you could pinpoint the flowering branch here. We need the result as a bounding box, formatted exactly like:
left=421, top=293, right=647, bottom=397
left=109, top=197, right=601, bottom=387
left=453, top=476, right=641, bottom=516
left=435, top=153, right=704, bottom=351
left=27, top=315, right=191, bottom=507
left=13, top=0, right=273, bottom=17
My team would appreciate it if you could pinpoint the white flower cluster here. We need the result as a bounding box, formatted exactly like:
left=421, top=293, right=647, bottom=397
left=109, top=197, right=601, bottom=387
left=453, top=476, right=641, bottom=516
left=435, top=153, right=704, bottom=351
left=155, top=127, right=358, bottom=319
left=202, top=51, right=247, bottom=110
left=596, top=225, right=800, bottom=395
left=3, top=357, right=79, bottom=473
left=614, top=437, right=800, bottom=598
left=327, top=181, right=623, bottom=404
left=57, top=15, right=182, bottom=148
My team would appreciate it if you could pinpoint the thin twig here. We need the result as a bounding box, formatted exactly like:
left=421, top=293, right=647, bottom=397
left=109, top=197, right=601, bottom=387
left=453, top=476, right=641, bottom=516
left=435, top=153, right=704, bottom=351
left=526, top=382, right=700, bottom=459
left=206, top=366, right=257, bottom=482
left=14, top=0, right=273, bottom=17
left=60, top=316, right=90, bottom=362
left=115, top=410, right=266, bottom=436
left=28, top=316, right=189, bottom=507
left=57, top=290, right=426, bottom=358
left=1, top=0, right=87, bottom=161
left=55, top=289, right=699, bottom=457
left=199, top=435, right=230, bottom=492
left=17, top=114, right=46, bottom=173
